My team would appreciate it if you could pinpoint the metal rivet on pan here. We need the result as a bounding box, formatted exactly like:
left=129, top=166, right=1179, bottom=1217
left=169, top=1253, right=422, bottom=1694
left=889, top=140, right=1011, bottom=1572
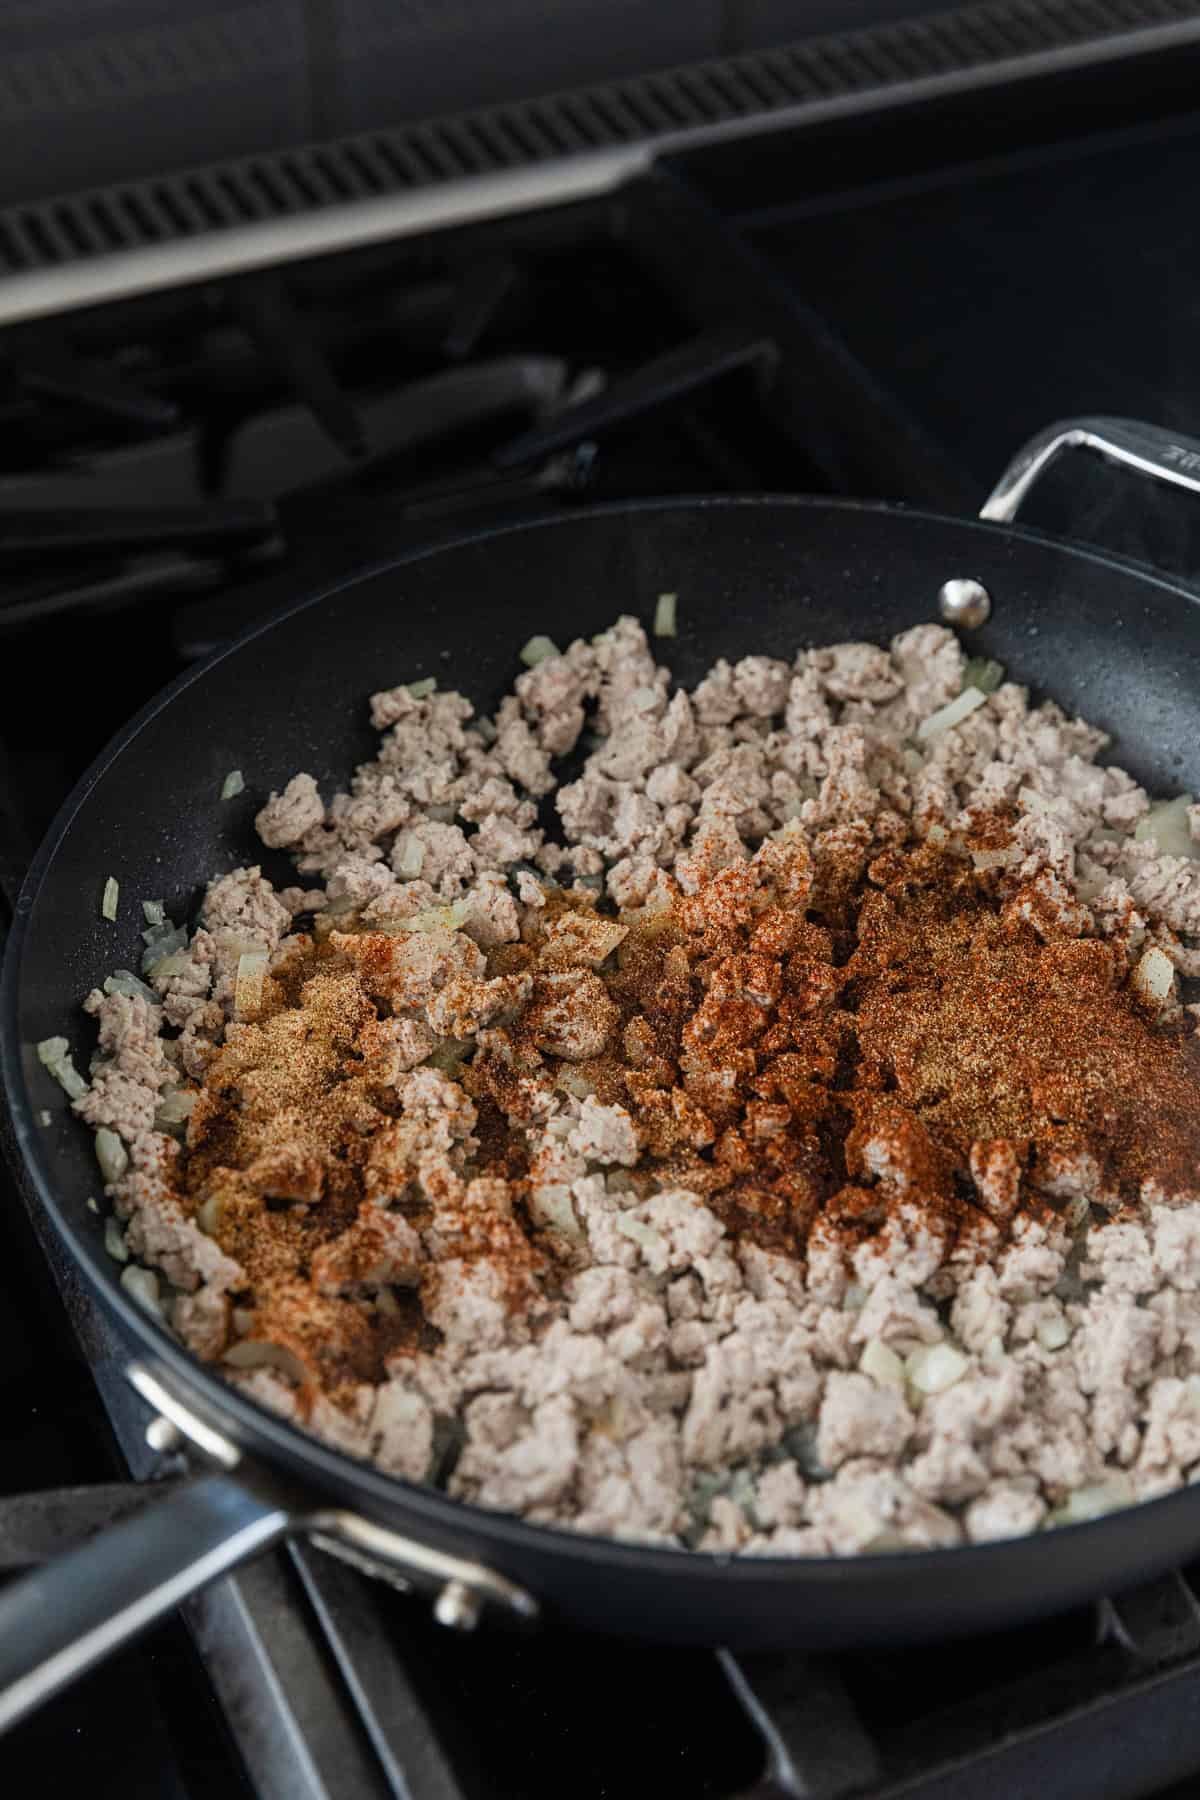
left=145, top=1415, right=182, bottom=1453
left=434, top=1578, right=483, bottom=1632
left=938, top=578, right=992, bottom=628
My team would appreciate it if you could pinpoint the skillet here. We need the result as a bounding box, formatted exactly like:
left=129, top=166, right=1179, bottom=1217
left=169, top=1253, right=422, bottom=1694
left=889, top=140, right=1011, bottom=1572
left=3, top=415, right=1200, bottom=1730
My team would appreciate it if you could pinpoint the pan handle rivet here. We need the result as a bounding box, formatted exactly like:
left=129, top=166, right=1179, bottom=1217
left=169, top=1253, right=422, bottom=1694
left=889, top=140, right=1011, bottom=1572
left=146, top=1415, right=182, bottom=1453
left=938, top=578, right=992, bottom=628
left=434, top=1578, right=483, bottom=1632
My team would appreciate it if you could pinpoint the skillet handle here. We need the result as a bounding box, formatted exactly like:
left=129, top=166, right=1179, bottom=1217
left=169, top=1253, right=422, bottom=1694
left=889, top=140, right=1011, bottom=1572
left=981, top=416, right=1200, bottom=523
left=0, top=1472, right=290, bottom=1736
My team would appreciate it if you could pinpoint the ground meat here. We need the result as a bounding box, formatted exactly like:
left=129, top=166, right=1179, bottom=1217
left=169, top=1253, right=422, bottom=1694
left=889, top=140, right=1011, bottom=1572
left=74, top=990, right=171, bottom=1140
left=817, top=1372, right=913, bottom=1470
left=569, top=1097, right=639, bottom=1167
left=256, top=773, right=325, bottom=848
left=151, top=927, right=216, bottom=1029
left=70, top=605, right=1200, bottom=1562
left=202, top=865, right=291, bottom=947
left=114, top=1133, right=243, bottom=1294
left=172, top=1286, right=231, bottom=1360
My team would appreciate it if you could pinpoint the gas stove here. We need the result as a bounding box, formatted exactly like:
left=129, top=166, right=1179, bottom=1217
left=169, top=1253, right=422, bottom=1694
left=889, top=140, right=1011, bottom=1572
left=8, top=8, right=1200, bottom=1796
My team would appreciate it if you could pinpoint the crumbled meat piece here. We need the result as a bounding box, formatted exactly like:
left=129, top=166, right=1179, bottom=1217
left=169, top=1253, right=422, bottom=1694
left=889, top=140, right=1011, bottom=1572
left=332, top=927, right=485, bottom=1011
left=951, top=1267, right=1011, bottom=1355
left=964, top=1484, right=1048, bottom=1542
left=202, top=865, right=291, bottom=947
left=817, top=1372, right=913, bottom=1470
left=458, top=873, right=520, bottom=947
left=525, top=970, right=619, bottom=1060
left=392, top=820, right=475, bottom=895
left=74, top=989, right=171, bottom=1140
left=850, top=1276, right=943, bottom=1353
left=1151, top=1204, right=1200, bottom=1290
left=809, top=1464, right=961, bottom=1553
left=326, top=856, right=396, bottom=909
left=369, top=1380, right=435, bottom=1480
left=733, top=656, right=791, bottom=718
left=425, top=971, right=531, bottom=1038
left=256, top=773, right=325, bottom=848
left=452, top=1393, right=578, bottom=1511
left=151, top=929, right=215, bottom=1028
left=115, top=1132, right=243, bottom=1293
left=172, top=1286, right=230, bottom=1360
left=423, top=1258, right=525, bottom=1349
left=357, top=1014, right=436, bottom=1083
left=278, top=886, right=328, bottom=917
left=568, top=1097, right=639, bottom=1167
left=813, top=643, right=904, bottom=704
left=1138, top=1375, right=1200, bottom=1473
left=312, top=1210, right=423, bottom=1295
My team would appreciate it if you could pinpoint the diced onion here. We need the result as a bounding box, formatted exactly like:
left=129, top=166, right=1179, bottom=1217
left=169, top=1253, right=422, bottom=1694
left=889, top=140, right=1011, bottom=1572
left=1133, top=945, right=1176, bottom=1006
left=962, top=657, right=1005, bottom=695
left=654, top=592, right=678, bottom=637
left=52, top=1062, right=87, bottom=1102
left=150, top=949, right=194, bottom=982
left=222, top=1340, right=310, bottom=1386
left=859, top=1340, right=905, bottom=1388
left=94, top=1127, right=128, bottom=1184
left=394, top=833, right=426, bottom=879
left=120, top=1266, right=162, bottom=1315
left=528, top=1184, right=585, bottom=1240
left=155, top=1088, right=197, bottom=1132
left=141, top=921, right=188, bottom=974
left=407, top=677, right=436, bottom=699
left=616, top=1214, right=663, bottom=1252
left=197, top=1194, right=224, bottom=1237
left=1018, top=786, right=1053, bottom=815
left=101, top=876, right=119, bottom=922
left=37, top=1109, right=51, bottom=1127
left=424, top=1037, right=473, bottom=1076
left=220, top=769, right=245, bottom=800
left=971, top=847, right=1019, bottom=872
left=1134, top=793, right=1198, bottom=861
left=924, top=822, right=948, bottom=846
left=475, top=716, right=498, bottom=745
left=36, top=1036, right=87, bottom=1100
left=104, top=1216, right=129, bottom=1262
left=906, top=1342, right=968, bottom=1395
left=104, top=969, right=159, bottom=1004
left=1036, top=1312, right=1071, bottom=1352
left=400, top=901, right=470, bottom=935
left=520, top=634, right=560, bottom=667
left=556, top=1069, right=595, bottom=1099
left=142, top=900, right=164, bottom=926
left=234, top=948, right=269, bottom=1020
left=916, top=685, right=987, bottom=742
left=1053, top=1475, right=1133, bottom=1525
left=426, top=803, right=456, bottom=824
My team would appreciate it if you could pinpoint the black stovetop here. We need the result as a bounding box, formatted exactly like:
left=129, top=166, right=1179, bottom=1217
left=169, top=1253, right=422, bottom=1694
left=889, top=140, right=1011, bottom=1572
left=10, top=58, right=1200, bottom=1800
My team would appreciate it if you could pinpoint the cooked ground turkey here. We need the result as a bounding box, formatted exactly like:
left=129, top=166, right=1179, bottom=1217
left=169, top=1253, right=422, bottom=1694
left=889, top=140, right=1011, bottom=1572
left=61, top=615, right=1200, bottom=1553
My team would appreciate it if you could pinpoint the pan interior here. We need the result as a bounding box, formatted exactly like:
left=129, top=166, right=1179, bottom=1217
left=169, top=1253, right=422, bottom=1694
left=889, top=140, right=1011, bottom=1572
left=9, top=495, right=1200, bottom=1605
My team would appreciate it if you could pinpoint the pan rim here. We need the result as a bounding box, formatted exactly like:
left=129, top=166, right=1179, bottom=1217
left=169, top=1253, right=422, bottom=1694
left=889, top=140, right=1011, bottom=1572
left=7, top=488, right=1200, bottom=1594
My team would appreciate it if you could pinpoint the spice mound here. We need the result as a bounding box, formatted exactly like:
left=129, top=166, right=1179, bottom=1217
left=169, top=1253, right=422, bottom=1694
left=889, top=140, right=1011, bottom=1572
left=66, top=613, right=1200, bottom=1554
left=182, top=831, right=1200, bottom=1369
